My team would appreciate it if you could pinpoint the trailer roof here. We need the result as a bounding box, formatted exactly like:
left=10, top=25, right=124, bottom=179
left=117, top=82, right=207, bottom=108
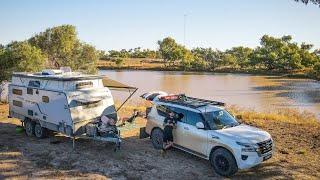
left=12, top=72, right=105, bottom=81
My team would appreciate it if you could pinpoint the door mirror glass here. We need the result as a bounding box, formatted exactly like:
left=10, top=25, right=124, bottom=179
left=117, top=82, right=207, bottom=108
left=196, top=122, right=205, bottom=129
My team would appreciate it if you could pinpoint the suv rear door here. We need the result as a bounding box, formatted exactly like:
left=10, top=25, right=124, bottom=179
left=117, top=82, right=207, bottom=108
left=155, top=105, right=185, bottom=145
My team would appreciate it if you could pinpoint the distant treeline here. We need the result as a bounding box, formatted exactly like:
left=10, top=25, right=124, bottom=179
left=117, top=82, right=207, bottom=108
left=101, top=36, right=320, bottom=79
left=1, top=24, right=320, bottom=81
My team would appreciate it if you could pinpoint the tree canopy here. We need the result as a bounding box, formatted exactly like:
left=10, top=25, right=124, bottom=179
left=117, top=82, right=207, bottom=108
left=0, top=41, right=46, bottom=80
left=153, top=35, right=320, bottom=73
left=295, top=0, right=320, bottom=6
left=0, top=25, right=98, bottom=80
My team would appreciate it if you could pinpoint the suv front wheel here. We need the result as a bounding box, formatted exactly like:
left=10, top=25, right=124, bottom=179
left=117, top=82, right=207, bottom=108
left=210, top=148, right=238, bottom=177
left=151, top=128, right=163, bottom=149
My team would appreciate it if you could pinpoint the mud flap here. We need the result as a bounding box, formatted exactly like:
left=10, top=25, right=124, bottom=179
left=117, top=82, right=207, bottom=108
left=139, top=127, right=149, bottom=139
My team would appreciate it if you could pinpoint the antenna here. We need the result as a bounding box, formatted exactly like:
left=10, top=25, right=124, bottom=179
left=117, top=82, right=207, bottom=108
left=183, top=14, right=187, bottom=46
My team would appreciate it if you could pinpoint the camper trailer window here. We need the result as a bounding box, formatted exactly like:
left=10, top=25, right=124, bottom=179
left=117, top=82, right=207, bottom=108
left=12, top=89, right=22, bottom=95
left=28, top=80, right=40, bottom=88
left=42, top=96, right=49, bottom=103
left=76, top=81, right=93, bottom=89
left=13, top=100, right=23, bottom=107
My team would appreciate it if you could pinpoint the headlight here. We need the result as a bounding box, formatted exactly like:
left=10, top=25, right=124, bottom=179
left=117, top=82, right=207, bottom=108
left=236, top=141, right=259, bottom=152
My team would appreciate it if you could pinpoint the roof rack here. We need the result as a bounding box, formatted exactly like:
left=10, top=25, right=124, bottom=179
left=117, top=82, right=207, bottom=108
left=158, top=94, right=225, bottom=108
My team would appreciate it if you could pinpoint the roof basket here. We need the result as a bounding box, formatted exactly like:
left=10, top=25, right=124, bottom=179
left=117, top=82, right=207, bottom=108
left=159, top=94, right=225, bottom=108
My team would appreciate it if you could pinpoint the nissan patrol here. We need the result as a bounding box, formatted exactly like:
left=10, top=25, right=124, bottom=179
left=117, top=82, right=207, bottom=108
left=141, top=93, right=274, bottom=177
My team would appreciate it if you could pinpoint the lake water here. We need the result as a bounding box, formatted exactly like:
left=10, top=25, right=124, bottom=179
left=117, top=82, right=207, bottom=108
left=99, top=70, right=320, bottom=117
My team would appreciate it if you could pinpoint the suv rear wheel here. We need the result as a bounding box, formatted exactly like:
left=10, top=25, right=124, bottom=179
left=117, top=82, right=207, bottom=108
left=210, top=148, right=238, bottom=177
left=151, top=128, right=163, bottom=149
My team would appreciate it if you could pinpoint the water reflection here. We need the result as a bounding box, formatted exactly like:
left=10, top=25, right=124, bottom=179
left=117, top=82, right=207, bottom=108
left=100, top=70, right=320, bottom=117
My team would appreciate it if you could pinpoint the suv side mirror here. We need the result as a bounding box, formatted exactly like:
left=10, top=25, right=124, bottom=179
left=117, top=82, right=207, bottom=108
left=196, top=122, right=205, bottom=129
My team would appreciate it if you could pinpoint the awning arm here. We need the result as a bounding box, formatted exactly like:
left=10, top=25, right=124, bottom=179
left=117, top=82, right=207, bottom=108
left=102, top=77, right=138, bottom=112
left=116, top=88, right=138, bottom=112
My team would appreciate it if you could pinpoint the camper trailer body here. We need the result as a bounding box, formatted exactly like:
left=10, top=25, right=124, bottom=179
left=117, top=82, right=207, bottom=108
left=8, top=70, right=117, bottom=137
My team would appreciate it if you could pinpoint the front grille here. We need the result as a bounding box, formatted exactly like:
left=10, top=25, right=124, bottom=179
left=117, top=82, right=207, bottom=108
left=257, top=139, right=273, bottom=155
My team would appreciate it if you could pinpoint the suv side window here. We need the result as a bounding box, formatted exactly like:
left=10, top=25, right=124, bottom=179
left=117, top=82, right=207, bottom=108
left=168, top=107, right=188, bottom=123
left=186, top=111, right=203, bottom=126
left=156, top=105, right=171, bottom=117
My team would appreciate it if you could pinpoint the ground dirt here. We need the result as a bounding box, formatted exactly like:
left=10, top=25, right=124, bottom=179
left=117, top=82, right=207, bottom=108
left=0, top=103, right=320, bottom=179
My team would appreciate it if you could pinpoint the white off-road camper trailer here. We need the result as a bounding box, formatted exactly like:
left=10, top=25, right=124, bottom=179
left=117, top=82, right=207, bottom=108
left=8, top=69, right=137, bottom=149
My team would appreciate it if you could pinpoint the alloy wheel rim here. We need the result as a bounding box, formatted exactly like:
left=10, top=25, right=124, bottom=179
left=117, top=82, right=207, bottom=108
left=215, top=155, right=229, bottom=172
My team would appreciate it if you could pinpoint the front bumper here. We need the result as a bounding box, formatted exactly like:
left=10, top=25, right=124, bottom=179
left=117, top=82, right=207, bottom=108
left=236, top=150, right=273, bottom=169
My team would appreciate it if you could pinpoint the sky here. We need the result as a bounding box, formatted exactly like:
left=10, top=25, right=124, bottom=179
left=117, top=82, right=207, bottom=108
left=0, top=0, right=319, bottom=51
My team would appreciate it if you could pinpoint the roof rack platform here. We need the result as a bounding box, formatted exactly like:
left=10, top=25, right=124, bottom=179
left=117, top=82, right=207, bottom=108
left=158, top=94, right=225, bottom=108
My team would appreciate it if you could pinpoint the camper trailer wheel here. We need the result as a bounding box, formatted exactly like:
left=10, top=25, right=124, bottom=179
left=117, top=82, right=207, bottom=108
left=25, top=120, right=35, bottom=137
left=34, top=123, right=47, bottom=138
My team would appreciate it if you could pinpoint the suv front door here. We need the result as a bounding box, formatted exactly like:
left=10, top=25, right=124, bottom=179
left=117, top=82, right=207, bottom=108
left=183, top=111, right=208, bottom=158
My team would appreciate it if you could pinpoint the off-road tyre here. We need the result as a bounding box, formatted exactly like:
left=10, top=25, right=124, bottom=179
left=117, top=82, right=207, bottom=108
left=210, top=148, right=238, bottom=177
left=151, top=128, right=163, bottom=150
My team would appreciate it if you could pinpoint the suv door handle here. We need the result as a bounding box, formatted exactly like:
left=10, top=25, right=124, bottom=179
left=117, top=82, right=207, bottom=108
left=184, top=127, right=189, bottom=130
left=211, top=135, right=219, bottom=139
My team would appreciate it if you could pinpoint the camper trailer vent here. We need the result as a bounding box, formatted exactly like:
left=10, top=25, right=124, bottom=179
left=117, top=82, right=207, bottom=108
left=12, top=89, right=22, bottom=95
left=13, top=100, right=23, bottom=107
left=42, top=69, right=63, bottom=75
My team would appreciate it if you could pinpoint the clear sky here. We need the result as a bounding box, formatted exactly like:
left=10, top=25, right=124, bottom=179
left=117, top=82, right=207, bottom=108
left=0, top=0, right=319, bottom=51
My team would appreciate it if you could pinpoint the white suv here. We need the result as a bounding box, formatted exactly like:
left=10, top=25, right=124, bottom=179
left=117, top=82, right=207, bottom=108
left=141, top=93, right=274, bottom=177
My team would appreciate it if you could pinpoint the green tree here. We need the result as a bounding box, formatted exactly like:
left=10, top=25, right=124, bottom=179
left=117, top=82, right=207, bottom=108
left=191, top=48, right=222, bottom=70
left=299, top=43, right=319, bottom=67
left=0, top=41, right=46, bottom=80
left=225, top=47, right=253, bottom=69
left=158, top=37, right=184, bottom=66
left=71, top=43, right=98, bottom=74
left=115, top=58, right=124, bottom=66
left=294, top=0, right=320, bottom=6
left=222, top=53, right=237, bottom=67
left=28, top=25, right=98, bottom=73
left=251, top=35, right=303, bottom=71
left=29, top=25, right=77, bottom=68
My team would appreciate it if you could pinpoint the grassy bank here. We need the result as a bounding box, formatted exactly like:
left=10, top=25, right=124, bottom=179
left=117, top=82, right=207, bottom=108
left=97, top=58, right=320, bottom=80
left=0, top=102, right=319, bottom=179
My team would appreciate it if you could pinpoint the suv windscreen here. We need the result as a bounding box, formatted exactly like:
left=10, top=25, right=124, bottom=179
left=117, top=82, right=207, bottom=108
left=203, top=110, right=239, bottom=130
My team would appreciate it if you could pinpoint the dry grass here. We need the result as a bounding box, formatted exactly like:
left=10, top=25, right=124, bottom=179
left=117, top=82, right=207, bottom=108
left=97, top=58, right=165, bottom=70
left=228, top=105, right=319, bottom=125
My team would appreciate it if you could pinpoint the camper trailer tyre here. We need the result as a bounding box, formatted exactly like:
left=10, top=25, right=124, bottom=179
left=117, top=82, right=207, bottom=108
left=151, top=128, right=163, bottom=149
left=24, top=119, right=35, bottom=136
left=34, top=123, right=47, bottom=138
